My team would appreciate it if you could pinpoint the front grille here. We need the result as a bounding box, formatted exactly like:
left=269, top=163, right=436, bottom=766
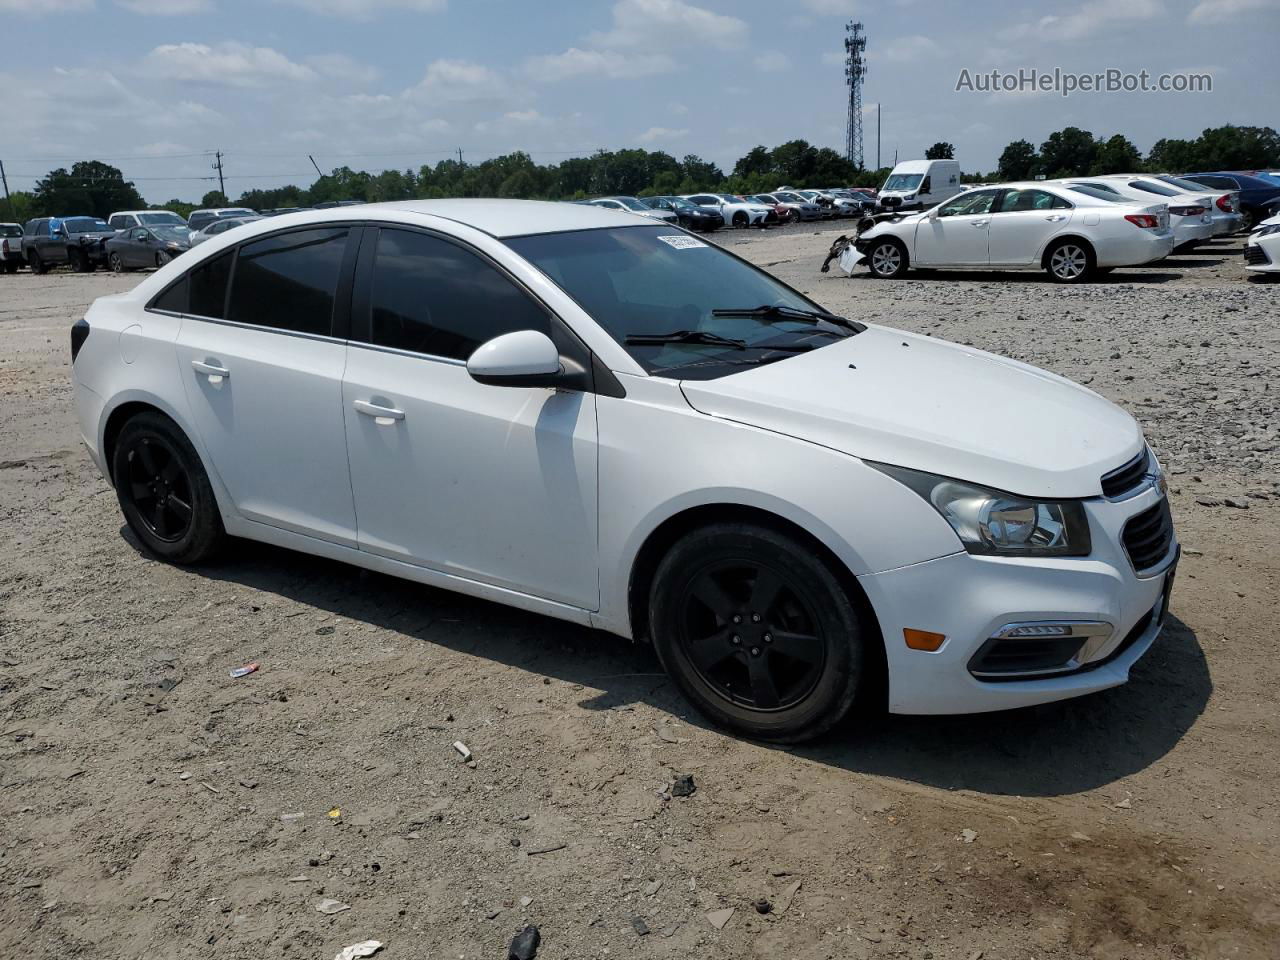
left=1122, top=499, right=1175, bottom=574
left=1100, top=449, right=1150, bottom=499
left=1244, top=244, right=1270, bottom=266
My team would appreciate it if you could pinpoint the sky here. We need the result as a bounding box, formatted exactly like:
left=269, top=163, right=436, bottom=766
left=1, top=0, right=1277, bottom=203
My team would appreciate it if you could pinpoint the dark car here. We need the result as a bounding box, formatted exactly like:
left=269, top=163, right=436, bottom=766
left=1178, top=172, right=1280, bottom=229
left=640, top=196, right=725, bottom=232
left=106, top=224, right=191, bottom=272
left=22, top=216, right=115, bottom=273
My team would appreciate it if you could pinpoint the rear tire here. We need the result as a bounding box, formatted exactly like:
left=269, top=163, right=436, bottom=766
left=1045, top=238, right=1095, bottom=283
left=3, top=261, right=18, bottom=274
left=112, top=412, right=225, bottom=565
left=71, top=248, right=90, bottom=273
left=649, top=522, right=868, bottom=743
left=867, top=238, right=909, bottom=279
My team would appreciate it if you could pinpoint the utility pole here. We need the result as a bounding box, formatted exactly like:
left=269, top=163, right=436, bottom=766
left=457, top=147, right=464, bottom=165
left=876, top=104, right=881, bottom=171
left=212, top=150, right=226, bottom=198
left=0, top=159, right=11, bottom=219
left=308, top=154, right=324, bottom=178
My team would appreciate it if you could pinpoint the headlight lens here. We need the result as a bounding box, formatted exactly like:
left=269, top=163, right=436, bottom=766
left=872, top=463, right=1092, bottom=557
left=1255, top=224, right=1280, bottom=237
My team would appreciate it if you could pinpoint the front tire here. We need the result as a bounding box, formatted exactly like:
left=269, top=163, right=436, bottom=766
left=28, top=250, right=46, bottom=274
left=1045, top=239, right=1095, bottom=283
left=649, top=523, right=868, bottom=743
left=867, top=238, right=909, bottom=279
left=109, top=253, right=125, bottom=273
left=112, top=412, right=225, bottom=565
left=732, top=211, right=748, bottom=228
left=156, top=251, right=171, bottom=267
left=71, top=248, right=91, bottom=273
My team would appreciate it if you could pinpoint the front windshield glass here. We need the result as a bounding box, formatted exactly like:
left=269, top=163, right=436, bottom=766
left=153, top=225, right=189, bottom=241
left=615, top=197, right=648, bottom=211
left=505, top=225, right=849, bottom=380
left=219, top=209, right=255, bottom=218
left=883, top=173, right=923, bottom=191
left=140, top=212, right=185, bottom=225
left=775, top=192, right=803, bottom=202
left=65, top=218, right=110, bottom=233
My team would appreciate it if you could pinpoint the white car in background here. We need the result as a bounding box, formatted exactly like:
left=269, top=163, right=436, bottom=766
left=108, top=210, right=188, bottom=231
left=855, top=182, right=1174, bottom=282
left=1244, top=220, right=1280, bottom=273
left=1, top=222, right=24, bottom=273
left=682, top=193, right=776, bottom=227
left=1156, top=175, right=1243, bottom=236
left=71, top=199, right=1177, bottom=742
left=188, top=216, right=263, bottom=247
left=588, top=196, right=677, bottom=223
left=1059, top=175, right=1214, bottom=251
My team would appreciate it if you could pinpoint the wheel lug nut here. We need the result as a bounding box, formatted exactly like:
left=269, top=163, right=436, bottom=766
left=763, top=634, right=772, bottom=643
left=750, top=647, right=761, bottom=656
left=751, top=613, right=762, bottom=623
left=731, top=635, right=741, bottom=645
left=732, top=615, right=742, bottom=624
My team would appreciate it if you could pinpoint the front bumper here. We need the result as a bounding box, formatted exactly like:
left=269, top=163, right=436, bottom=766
left=859, top=483, right=1177, bottom=715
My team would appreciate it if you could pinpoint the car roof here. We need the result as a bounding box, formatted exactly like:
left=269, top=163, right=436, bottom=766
left=350, top=198, right=641, bottom=237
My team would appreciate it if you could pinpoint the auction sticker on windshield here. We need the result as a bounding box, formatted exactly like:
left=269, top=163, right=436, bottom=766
left=657, top=235, right=707, bottom=250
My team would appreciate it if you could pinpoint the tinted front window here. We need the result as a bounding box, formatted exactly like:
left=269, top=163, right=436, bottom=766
left=151, top=276, right=189, bottom=314
left=367, top=228, right=550, bottom=360
left=883, top=174, right=923, bottom=191
left=996, top=189, right=1061, bottom=212
left=505, top=225, right=842, bottom=380
left=228, top=228, right=348, bottom=336
left=937, top=190, right=998, bottom=216
left=189, top=251, right=232, bottom=318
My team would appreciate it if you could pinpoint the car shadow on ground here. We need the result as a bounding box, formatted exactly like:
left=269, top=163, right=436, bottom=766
left=839, top=269, right=1185, bottom=285
left=141, top=531, right=1211, bottom=800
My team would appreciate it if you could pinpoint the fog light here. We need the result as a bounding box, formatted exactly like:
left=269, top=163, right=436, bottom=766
left=1001, top=624, right=1072, bottom=638
left=904, top=628, right=946, bottom=651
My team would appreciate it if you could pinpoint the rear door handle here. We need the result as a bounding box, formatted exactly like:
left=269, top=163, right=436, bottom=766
left=191, top=359, right=230, bottom=379
left=353, top=399, right=405, bottom=421
left=1045, top=214, right=1066, bottom=222
left=971, top=220, right=988, bottom=227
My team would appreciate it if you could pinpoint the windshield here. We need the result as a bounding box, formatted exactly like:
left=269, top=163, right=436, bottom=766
left=139, top=212, right=185, bottom=225
left=882, top=174, right=923, bottom=192
left=505, top=225, right=846, bottom=380
left=65, top=218, right=110, bottom=233
left=1069, top=185, right=1127, bottom=203
left=1127, top=179, right=1179, bottom=197
left=218, top=209, right=255, bottom=218
left=615, top=197, right=649, bottom=211
left=1, top=225, right=21, bottom=238
left=152, top=225, right=189, bottom=241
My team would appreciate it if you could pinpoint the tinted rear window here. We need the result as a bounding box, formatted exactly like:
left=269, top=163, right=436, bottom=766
left=226, top=228, right=349, bottom=336
left=190, top=251, right=233, bottom=318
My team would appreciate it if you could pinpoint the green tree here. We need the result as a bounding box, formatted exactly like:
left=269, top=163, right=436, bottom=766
left=32, top=161, right=145, bottom=218
left=924, top=141, right=954, bottom=160
left=733, top=145, right=773, bottom=180
left=680, top=154, right=723, bottom=191
left=1146, top=137, right=1200, bottom=172
left=1194, top=124, right=1280, bottom=170
left=1039, top=127, right=1098, bottom=178
left=160, top=198, right=197, bottom=219
left=997, top=140, right=1038, bottom=181
left=1091, top=134, right=1142, bottom=174
left=3, top=190, right=38, bottom=223
left=201, top=190, right=228, bottom=207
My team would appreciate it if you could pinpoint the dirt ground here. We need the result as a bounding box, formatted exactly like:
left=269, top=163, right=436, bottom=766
left=2, top=226, right=1278, bottom=960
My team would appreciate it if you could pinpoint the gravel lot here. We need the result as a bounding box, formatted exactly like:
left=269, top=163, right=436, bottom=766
left=2, top=227, right=1278, bottom=960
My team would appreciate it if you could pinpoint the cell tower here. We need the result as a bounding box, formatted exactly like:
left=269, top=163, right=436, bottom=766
left=844, top=21, right=868, bottom=169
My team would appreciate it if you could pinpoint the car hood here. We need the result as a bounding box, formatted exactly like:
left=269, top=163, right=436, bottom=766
left=71, top=231, right=116, bottom=241
left=679, top=325, right=1143, bottom=499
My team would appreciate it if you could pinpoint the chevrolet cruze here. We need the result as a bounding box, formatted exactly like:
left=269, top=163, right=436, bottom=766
left=72, top=200, right=1178, bottom=742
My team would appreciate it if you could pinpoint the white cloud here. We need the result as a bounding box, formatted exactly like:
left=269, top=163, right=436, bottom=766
left=1188, top=0, right=1270, bottom=22
left=637, top=126, right=688, bottom=143
left=404, top=58, right=511, bottom=103
left=503, top=109, right=544, bottom=124
left=757, top=51, right=790, bottom=72
left=821, top=50, right=846, bottom=66
left=797, top=0, right=856, bottom=12
left=523, top=47, right=676, bottom=82
left=1003, top=0, right=1163, bottom=41
left=0, top=0, right=93, bottom=12
left=141, top=42, right=316, bottom=87
left=882, top=35, right=939, bottom=62
left=273, top=0, right=444, bottom=17
left=307, top=53, right=381, bottom=86
left=590, top=0, right=747, bottom=49
left=115, top=0, right=212, bottom=13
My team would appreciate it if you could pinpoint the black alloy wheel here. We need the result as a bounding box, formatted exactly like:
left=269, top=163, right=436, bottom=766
left=112, top=412, right=225, bottom=564
left=650, top=523, right=869, bottom=742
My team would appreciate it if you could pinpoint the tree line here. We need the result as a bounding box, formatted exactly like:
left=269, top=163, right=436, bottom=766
left=4, top=125, right=1276, bottom=222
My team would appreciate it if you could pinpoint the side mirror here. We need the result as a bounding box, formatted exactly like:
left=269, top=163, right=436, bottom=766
left=927, top=207, right=940, bottom=221
left=467, top=330, right=565, bottom=388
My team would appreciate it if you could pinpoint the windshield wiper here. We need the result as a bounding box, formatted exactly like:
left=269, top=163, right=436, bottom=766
left=711, top=304, right=865, bottom=334
left=625, top=330, right=747, bottom=350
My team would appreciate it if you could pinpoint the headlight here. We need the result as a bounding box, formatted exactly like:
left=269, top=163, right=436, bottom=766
left=1256, top=224, right=1280, bottom=237
left=870, top=463, right=1092, bottom=557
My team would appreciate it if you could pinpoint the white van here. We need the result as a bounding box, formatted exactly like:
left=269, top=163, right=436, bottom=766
left=879, top=159, right=962, bottom=211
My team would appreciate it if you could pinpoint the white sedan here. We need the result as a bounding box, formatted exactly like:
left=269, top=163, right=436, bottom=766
left=682, top=193, right=776, bottom=227
left=855, top=182, right=1174, bottom=282
left=588, top=196, right=677, bottom=223
left=72, top=200, right=1176, bottom=741
left=1057, top=176, right=1215, bottom=252
left=1244, top=220, right=1279, bottom=273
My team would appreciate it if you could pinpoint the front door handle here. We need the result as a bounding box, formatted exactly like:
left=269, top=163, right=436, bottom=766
left=971, top=220, right=989, bottom=227
left=191, top=359, right=230, bottom=379
left=353, top=399, right=405, bottom=421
